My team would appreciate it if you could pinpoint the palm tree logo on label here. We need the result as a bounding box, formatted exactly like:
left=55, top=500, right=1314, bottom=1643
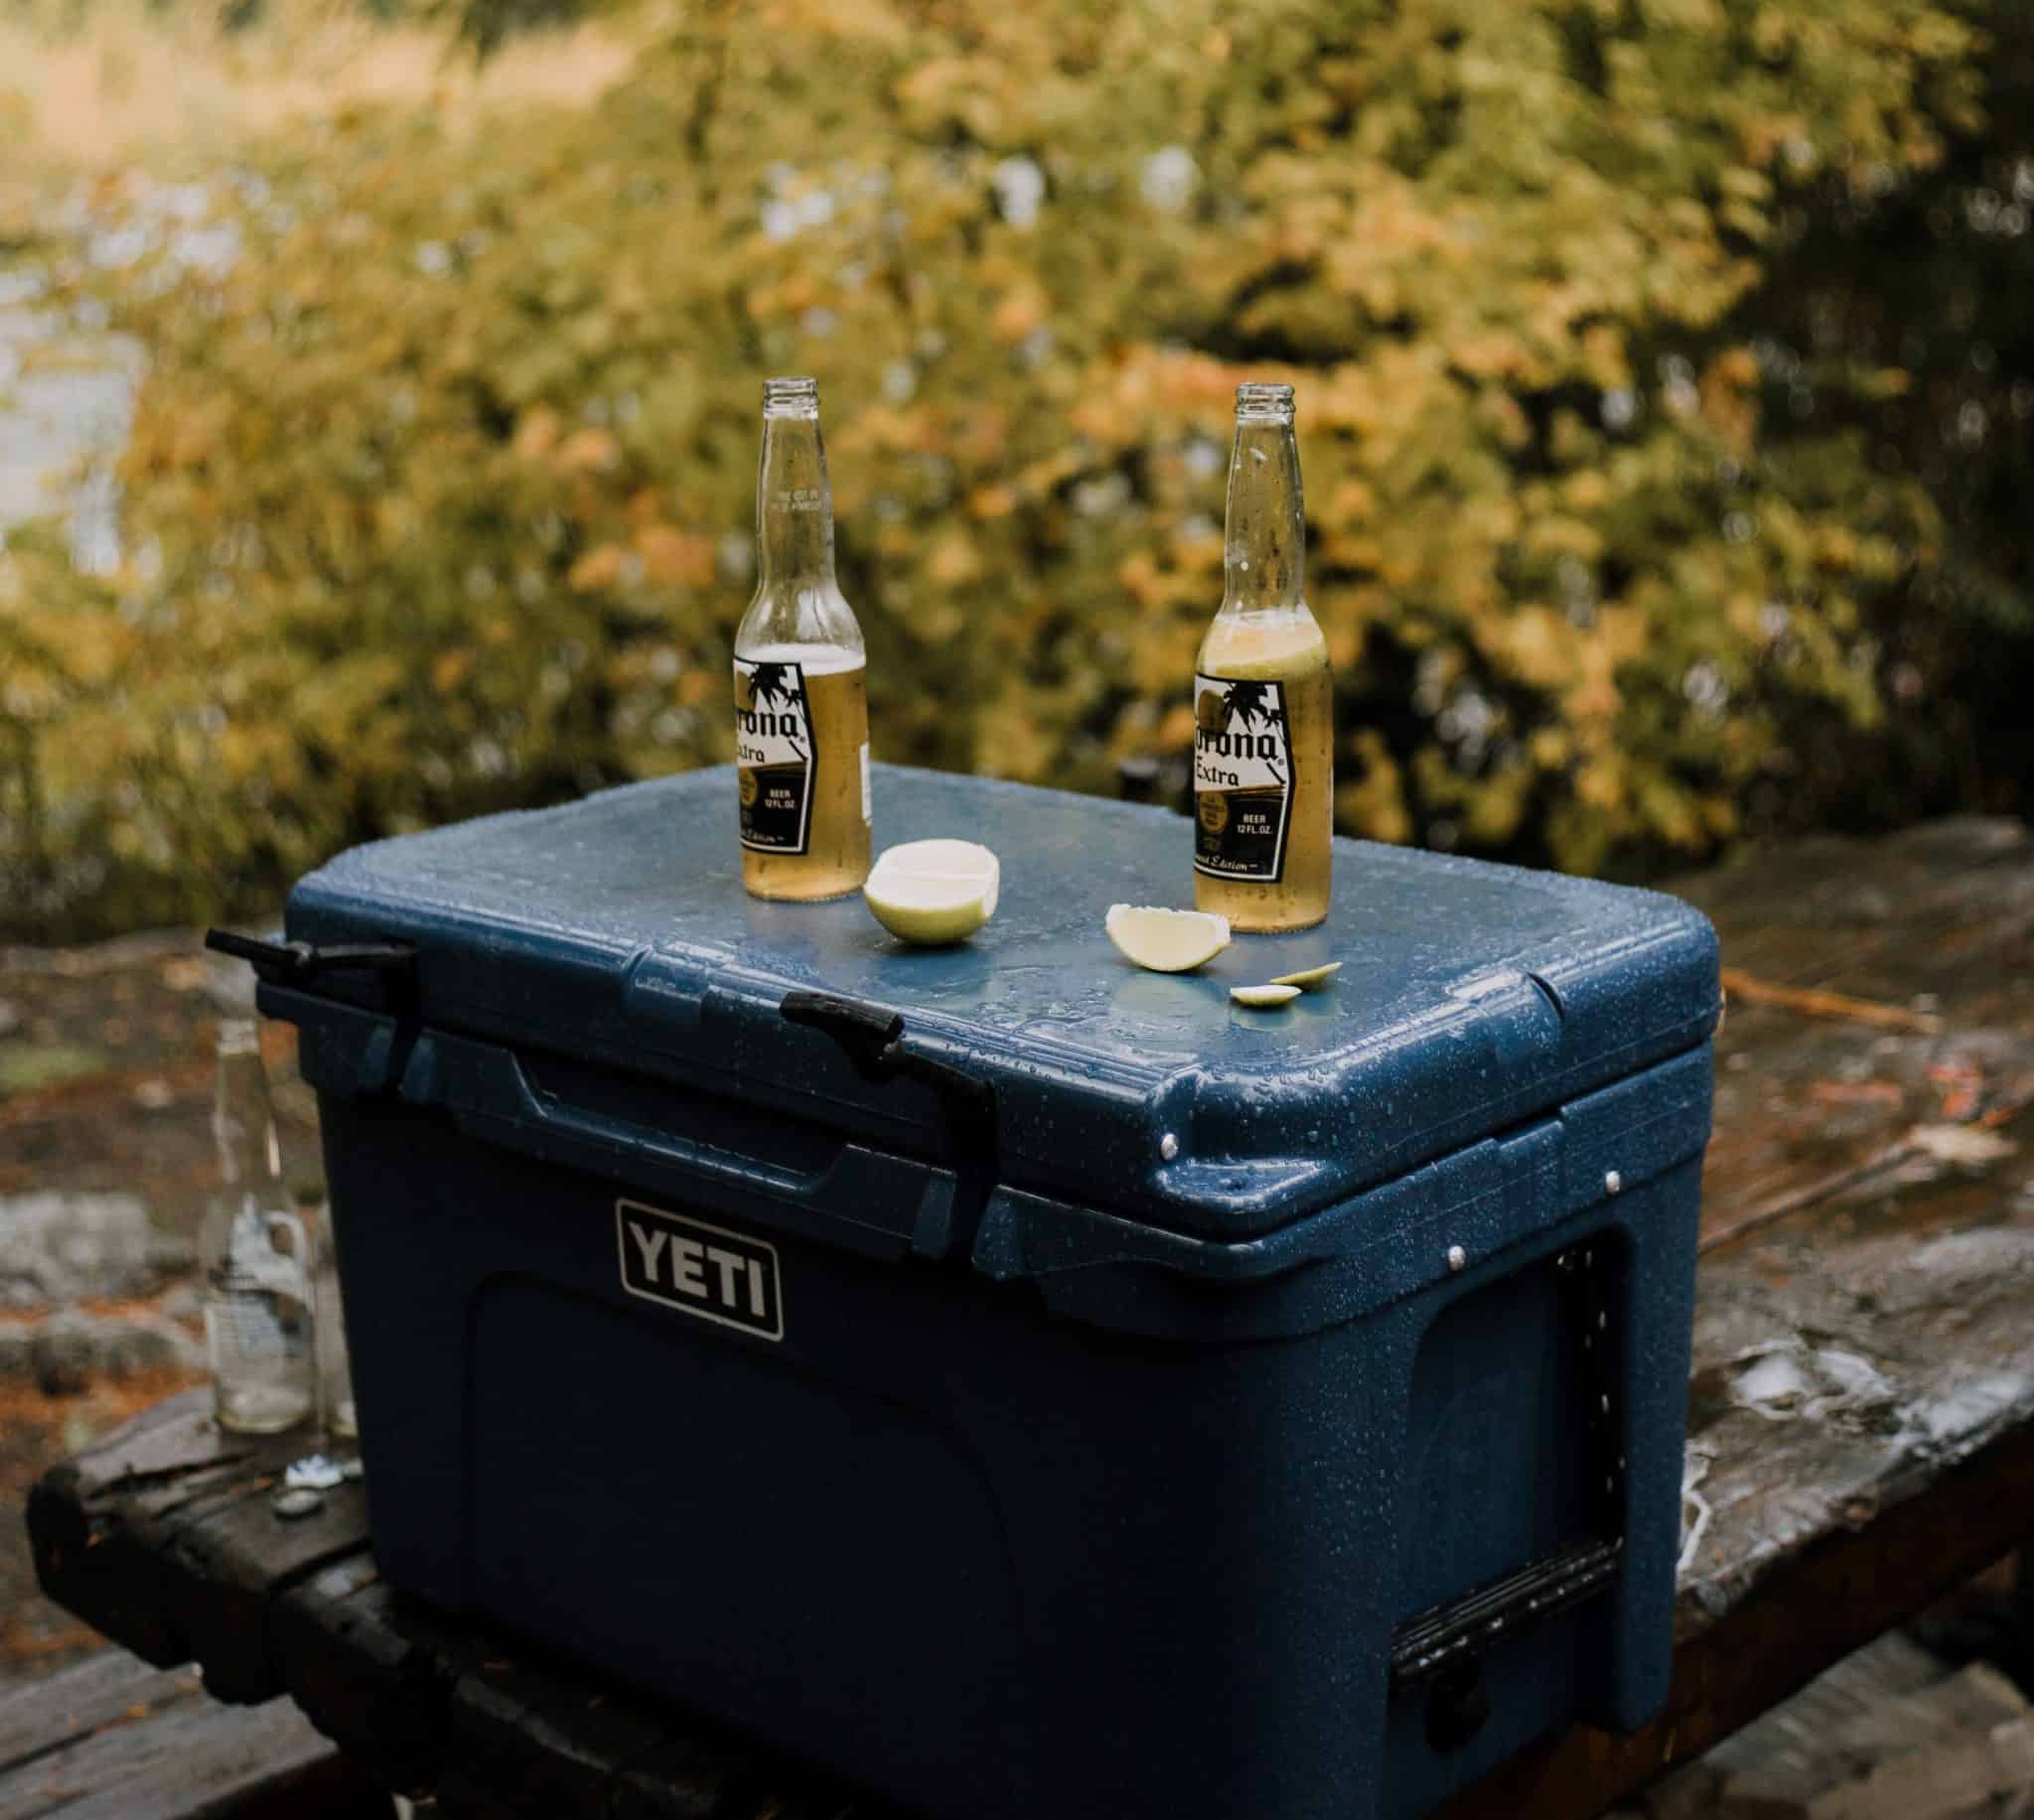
left=1192, top=675, right=1293, bottom=882
left=733, top=657, right=814, bottom=853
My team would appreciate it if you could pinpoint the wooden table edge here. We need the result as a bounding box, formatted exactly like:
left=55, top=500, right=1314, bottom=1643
left=1436, top=1412, right=2034, bottom=1816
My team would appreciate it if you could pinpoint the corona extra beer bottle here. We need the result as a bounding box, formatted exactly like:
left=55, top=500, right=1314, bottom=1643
left=734, top=376, right=872, bottom=900
left=1192, top=382, right=1333, bottom=931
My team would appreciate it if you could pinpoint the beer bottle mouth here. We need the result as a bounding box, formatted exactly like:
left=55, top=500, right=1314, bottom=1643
left=1235, top=381, right=1295, bottom=424
left=216, top=1017, right=261, bottom=1056
left=763, top=375, right=820, bottom=418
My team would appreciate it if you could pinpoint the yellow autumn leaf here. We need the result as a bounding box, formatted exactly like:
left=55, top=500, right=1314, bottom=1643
left=636, top=525, right=715, bottom=587
left=568, top=544, right=627, bottom=591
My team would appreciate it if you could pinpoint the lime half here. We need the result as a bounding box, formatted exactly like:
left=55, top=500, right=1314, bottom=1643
left=865, top=840, right=1000, bottom=945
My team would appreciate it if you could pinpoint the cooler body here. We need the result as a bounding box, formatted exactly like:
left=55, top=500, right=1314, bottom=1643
left=265, top=765, right=1719, bottom=1820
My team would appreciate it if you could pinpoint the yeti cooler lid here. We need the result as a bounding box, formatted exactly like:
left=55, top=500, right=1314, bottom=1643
left=276, top=764, right=1719, bottom=1239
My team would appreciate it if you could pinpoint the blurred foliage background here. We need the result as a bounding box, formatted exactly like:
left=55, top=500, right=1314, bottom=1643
left=1, top=0, right=2031, bottom=940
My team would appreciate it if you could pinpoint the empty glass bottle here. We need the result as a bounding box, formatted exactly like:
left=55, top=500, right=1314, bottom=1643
left=733, top=375, right=872, bottom=901
left=201, top=1020, right=316, bottom=1434
left=297, top=1183, right=357, bottom=1441
left=1193, top=382, right=1334, bottom=930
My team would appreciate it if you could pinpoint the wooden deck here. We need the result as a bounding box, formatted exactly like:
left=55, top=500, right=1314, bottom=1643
left=0, top=1649, right=384, bottom=1820
left=23, top=815, right=2034, bottom=1818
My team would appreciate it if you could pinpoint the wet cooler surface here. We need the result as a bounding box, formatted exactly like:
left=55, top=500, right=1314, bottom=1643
left=293, top=764, right=1711, bottom=1080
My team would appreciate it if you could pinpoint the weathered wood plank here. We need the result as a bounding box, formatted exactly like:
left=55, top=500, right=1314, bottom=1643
left=1436, top=1411, right=2034, bottom=1816
left=1687, top=815, right=2034, bottom=1242
left=1677, top=1114, right=2034, bottom=1634
left=0, top=1649, right=383, bottom=1820
left=0, top=1648, right=195, bottom=1772
left=429, top=1669, right=710, bottom=1819
left=160, top=1474, right=370, bottom=1704
left=1675, top=817, right=2034, bottom=1007
left=27, top=1390, right=367, bottom=1703
left=271, top=1559, right=449, bottom=1797
left=604, top=1731, right=765, bottom=1820
left=25, top=1395, right=271, bottom=1670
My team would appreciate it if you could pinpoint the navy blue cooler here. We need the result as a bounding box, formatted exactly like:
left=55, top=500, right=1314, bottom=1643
left=256, top=765, right=1718, bottom=1820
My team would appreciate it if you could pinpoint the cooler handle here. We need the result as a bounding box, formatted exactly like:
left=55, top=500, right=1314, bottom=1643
left=400, top=1026, right=964, bottom=1258
left=1388, top=1241, right=1627, bottom=1749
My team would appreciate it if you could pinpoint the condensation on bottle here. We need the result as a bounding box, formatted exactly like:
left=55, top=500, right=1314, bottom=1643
left=297, top=1184, right=357, bottom=1441
left=1192, top=382, right=1334, bottom=932
left=202, top=1019, right=316, bottom=1435
left=733, top=376, right=872, bottom=902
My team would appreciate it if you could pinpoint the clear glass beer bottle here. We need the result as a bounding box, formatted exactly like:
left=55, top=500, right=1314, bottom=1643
left=296, top=1182, right=357, bottom=1441
left=733, top=376, right=872, bottom=901
left=1192, top=382, right=1334, bottom=931
left=201, top=1020, right=316, bottom=1434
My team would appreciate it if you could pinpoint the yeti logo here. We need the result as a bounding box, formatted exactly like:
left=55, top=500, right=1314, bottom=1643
left=617, top=1200, right=784, bottom=1341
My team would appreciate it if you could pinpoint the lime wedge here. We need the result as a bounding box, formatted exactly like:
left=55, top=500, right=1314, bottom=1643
left=1269, top=961, right=1342, bottom=990
left=1104, top=905, right=1231, bottom=973
left=864, top=840, right=1000, bottom=945
left=1232, top=984, right=1302, bottom=1008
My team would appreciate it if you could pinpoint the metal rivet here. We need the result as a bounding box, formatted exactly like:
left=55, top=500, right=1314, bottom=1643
left=1447, top=1244, right=1467, bottom=1273
left=1159, top=1132, right=1179, bottom=1162
left=1604, top=1169, right=1623, bottom=1195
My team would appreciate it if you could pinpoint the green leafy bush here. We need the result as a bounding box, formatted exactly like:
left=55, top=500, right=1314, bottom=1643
left=4, top=0, right=2029, bottom=939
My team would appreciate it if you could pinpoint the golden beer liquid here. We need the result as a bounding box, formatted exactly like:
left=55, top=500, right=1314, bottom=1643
left=1193, top=611, right=1333, bottom=931
left=738, top=642, right=871, bottom=902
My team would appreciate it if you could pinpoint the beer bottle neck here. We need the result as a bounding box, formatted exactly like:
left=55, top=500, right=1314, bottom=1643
left=213, top=1022, right=281, bottom=1191
left=754, top=408, right=837, bottom=592
left=1222, top=415, right=1306, bottom=615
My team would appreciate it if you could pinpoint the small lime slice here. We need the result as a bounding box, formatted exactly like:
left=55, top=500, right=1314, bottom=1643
left=1231, top=984, right=1302, bottom=1008
left=864, top=840, right=1000, bottom=945
left=1104, top=904, right=1232, bottom=973
left=1269, top=962, right=1342, bottom=991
